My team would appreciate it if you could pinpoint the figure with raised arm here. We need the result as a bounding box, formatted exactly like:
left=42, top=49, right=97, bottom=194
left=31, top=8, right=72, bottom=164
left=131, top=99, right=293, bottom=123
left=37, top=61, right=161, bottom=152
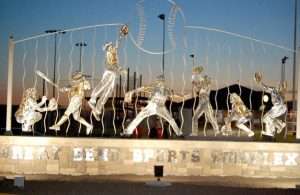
left=254, top=72, right=287, bottom=137
left=221, top=93, right=254, bottom=137
left=190, top=66, right=219, bottom=136
left=50, top=71, right=93, bottom=135
left=15, top=88, right=57, bottom=132
left=122, top=75, right=184, bottom=136
left=88, top=25, right=128, bottom=120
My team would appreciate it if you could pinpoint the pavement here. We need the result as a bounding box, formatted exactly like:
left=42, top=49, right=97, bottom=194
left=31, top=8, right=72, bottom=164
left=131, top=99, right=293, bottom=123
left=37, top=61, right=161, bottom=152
left=0, top=175, right=299, bottom=195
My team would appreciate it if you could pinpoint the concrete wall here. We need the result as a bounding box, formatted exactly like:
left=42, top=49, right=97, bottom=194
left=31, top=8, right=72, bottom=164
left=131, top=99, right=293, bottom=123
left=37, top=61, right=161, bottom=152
left=0, top=136, right=300, bottom=178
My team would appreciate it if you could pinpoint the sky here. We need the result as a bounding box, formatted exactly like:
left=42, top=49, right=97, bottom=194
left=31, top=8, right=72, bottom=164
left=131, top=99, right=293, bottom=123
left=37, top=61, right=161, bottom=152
left=0, top=0, right=299, bottom=104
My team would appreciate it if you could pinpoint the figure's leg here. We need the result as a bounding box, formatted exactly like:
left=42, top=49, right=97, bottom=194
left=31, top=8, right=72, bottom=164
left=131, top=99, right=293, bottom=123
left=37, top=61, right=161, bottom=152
left=30, top=112, right=43, bottom=132
left=273, top=118, right=286, bottom=133
left=262, top=105, right=286, bottom=136
left=267, top=105, right=287, bottom=134
left=89, top=71, right=114, bottom=105
left=50, top=114, right=69, bottom=130
left=50, top=96, right=80, bottom=131
left=22, top=123, right=31, bottom=132
left=205, top=103, right=220, bottom=135
left=22, top=119, right=32, bottom=132
left=157, top=106, right=182, bottom=136
left=124, top=105, right=154, bottom=135
left=191, top=104, right=204, bottom=136
left=73, top=110, right=93, bottom=135
left=95, top=79, right=115, bottom=113
left=91, top=81, right=115, bottom=121
left=236, top=117, right=254, bottom=137
left=262, top=111, right=276, bottom=136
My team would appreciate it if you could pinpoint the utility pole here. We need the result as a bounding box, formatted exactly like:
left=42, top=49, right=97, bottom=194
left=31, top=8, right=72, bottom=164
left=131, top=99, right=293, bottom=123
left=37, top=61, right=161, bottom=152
left=190, top=54, right=195, bottom=67
left=75, top=42, right=87, bottom=72
left=292, top=0, right=298, bottom=110
left=45, top=29, right=66, bottom=98
left=158, top=14, right=166, bottom=76
left=281, top=56, right=288, bottom=85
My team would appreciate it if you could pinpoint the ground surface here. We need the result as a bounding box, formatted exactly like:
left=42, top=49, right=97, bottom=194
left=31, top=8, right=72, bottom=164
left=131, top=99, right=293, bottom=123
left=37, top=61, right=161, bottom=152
left=0, top=175, right=299, bottom=195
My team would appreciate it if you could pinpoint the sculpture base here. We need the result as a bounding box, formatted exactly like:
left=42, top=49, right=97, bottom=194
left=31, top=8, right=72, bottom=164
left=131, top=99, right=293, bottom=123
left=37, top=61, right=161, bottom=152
left=0, top=136, right=299, bottom=178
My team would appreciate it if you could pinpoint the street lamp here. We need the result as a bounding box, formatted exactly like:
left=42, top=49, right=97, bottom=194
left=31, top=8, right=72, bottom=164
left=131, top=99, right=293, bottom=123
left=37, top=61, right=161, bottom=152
left=158, top=14, right=165, bottom=76
left=281, top=56, right=288, bottom=85
left=45, top=29, right=66, bottom=98
left=292, top=0, right=298, bottom=111
left=75, top=42, right=87, bottom=72
left=189, top=54, right=195, bottom=67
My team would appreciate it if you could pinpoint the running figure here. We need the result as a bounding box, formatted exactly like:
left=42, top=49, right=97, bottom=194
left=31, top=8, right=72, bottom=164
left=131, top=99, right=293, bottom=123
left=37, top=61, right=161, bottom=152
left=221, top=93, right=254, bottom=137
left=15, top=88, right=57, bottom=132
left=191, top=66, right=219, bottom=136
left=50, top=71, right=93, bottom=135
left=122, top=75, right=184, bottom=136
left=88, top=25, right=128, bottom=120
left=254, top=72, right=287, bottom=137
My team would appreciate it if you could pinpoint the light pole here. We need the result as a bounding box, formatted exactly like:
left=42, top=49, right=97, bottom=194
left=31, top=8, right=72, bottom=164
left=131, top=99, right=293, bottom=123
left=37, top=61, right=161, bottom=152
left=75, top=42, right=87, bottom=72
left=158, top=14, right=166, bottom=76
left=292, top=0, right=298, bottom=111
left=281, top=56, right=288, bottom=85
left=45, top=29, right=66, bottom=98
left=190, top=54, right=195, bottom=67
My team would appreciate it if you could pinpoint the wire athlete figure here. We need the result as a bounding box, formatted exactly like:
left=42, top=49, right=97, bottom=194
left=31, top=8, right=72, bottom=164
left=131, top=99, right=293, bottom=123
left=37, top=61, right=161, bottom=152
left=122, top=75, right=185, bottom=136
left=50, top=71, right=93, bottom=135
left=88, top=25, right=128, bottom=121
left=190, top=66, right=219, bottom=136
left=254, top=72, right=287, bottom=137
left=221, top=93, right=254, bottom=137
left=15, top=88, right=57, bottom=132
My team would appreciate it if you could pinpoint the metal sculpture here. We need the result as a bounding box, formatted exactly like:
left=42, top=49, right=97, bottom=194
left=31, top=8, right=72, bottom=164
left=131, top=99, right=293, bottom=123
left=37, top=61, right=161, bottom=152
left=15, top=88, right=57, bottom=132
left=221, top=93, right=254, bottom=137
left=122, top=75, right=184, bottom=136
left=254, top=72, right=287, bottom=137
left=50, top=71, right=93, bottom=135
left=88, top=24, right=128, bottom=120
left=190, top=66, right=219, bottom=136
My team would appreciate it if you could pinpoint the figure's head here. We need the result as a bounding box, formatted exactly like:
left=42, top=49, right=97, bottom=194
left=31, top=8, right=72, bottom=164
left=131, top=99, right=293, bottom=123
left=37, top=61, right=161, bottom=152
left=102, top=42, right=113, bottom=51
left=71, top=71, right=87, bottom=83
left=71, top=71, right=91, bottom=89
left=192, top=66, right=203, bottom=75
left=24, top=88, right=38, bottom=100
left=192, top=66, right=204, bottom=82
left=230, top=93, right=242, bottom=104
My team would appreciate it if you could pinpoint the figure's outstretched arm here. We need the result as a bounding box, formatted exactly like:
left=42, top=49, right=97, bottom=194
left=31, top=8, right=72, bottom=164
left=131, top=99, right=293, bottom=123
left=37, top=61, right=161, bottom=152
left=59, top=85, right=71, bottom=93
left=254, top=72, right=273, bottom=92
left=278, top=80, right=287, bottom=93
left=124, top=86, right=153, bottom=103
left=116, top=24, right=129, bottom=48
left=260, top=82, right=275, bottom=93
left=133, top=86, right=153, bottom=94
left=34, top=98, right=58, bottom=112
left=37, top=96, right=47, bottom=107
left=169, top=92, right=191, bottom=103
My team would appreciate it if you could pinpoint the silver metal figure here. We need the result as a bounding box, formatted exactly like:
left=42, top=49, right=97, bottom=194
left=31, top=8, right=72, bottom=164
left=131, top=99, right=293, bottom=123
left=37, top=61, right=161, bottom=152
left=254, top=72, right=287, bottom=137
left=190, top=66, right=219, bottom=136
left=88, top=25, right=128, bottom=120
left=221, top=93, right=254, bottom=137
left=15, top=88, right=57, bottom=132
left=50, top=71, right=93, bottom=135
left=123, top=75, right=184, bottom=136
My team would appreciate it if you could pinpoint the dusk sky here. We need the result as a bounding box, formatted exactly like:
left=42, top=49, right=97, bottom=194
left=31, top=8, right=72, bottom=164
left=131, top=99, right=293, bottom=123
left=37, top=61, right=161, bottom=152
left=0, top=0, right=298, bottom=104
